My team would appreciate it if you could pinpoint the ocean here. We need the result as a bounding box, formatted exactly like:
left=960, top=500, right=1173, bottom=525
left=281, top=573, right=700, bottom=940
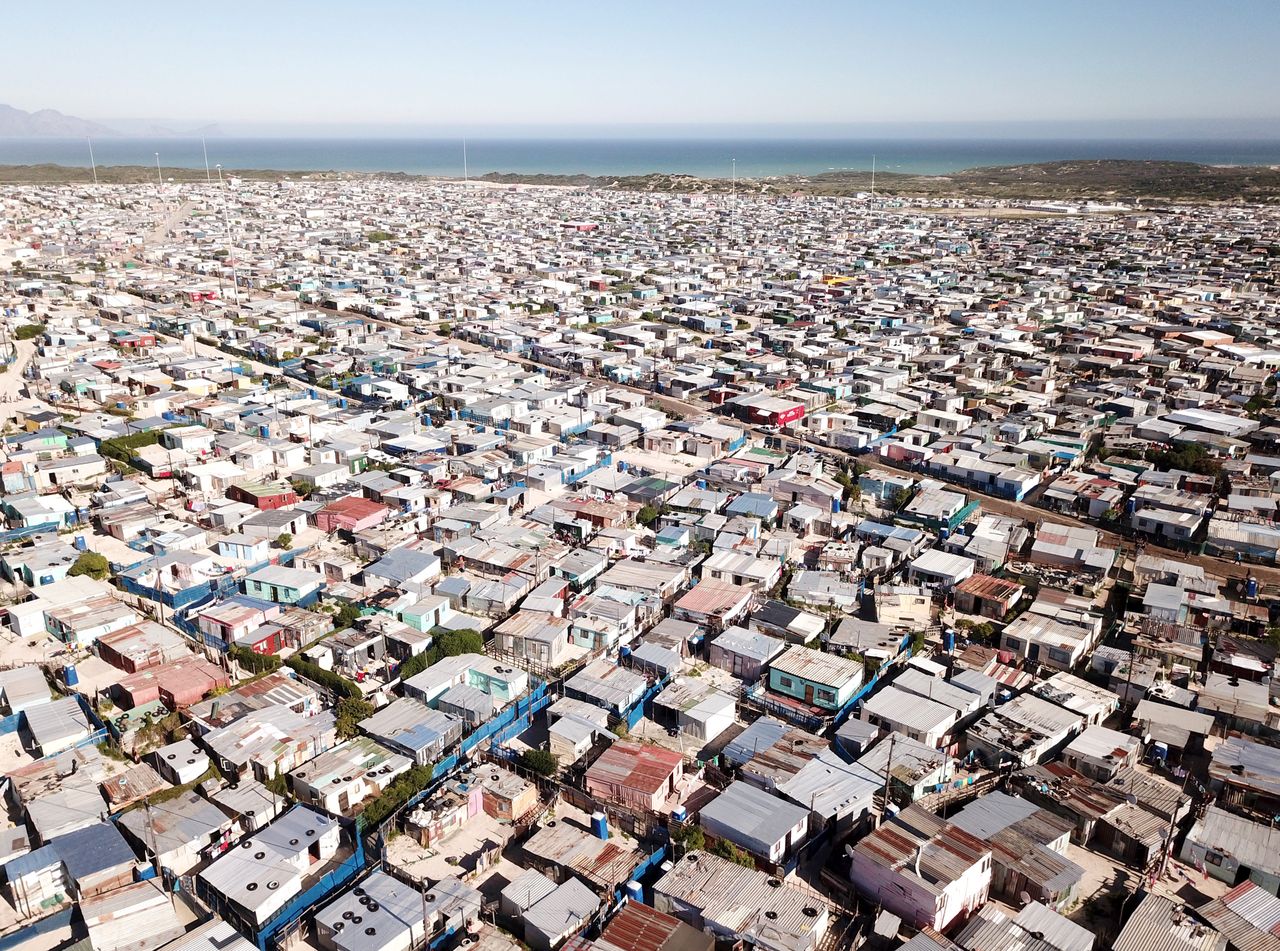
left=2, top=136, right=1280, bottom=178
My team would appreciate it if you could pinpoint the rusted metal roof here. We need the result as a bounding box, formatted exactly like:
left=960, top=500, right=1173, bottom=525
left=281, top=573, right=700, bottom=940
left=587, top=741, right=684, bottom=797
left=597, top=899, right=712, bottom=951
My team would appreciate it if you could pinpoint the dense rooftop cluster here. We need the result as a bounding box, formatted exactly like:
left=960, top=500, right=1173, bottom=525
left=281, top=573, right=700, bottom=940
left=0, top=178, right=1279, bottom=951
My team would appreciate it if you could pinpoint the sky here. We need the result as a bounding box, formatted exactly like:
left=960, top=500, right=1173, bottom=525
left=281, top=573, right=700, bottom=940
left=9, top=0, right=1280, bottom=137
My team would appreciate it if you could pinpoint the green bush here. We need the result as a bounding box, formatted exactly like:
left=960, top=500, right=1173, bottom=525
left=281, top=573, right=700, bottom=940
left=285, top=655, right=362, bottom=700
left=332, top=602, right=363, bottom=631
left=712, top=839, right=756, bottom=868
left=396, top=629, right=483, bottom=682
left=362, top=765, right=435, bottom=826
left=100, top=430, right=162, bottom=464
left=68, top=551, right=110, bottom=580
left=228, top=645, right=282, bottom=675
left=520, top=749, right=559, bottom=777
left=14, top=324, right=46, bottom=341
left=336, top=696, right=374, bottom=740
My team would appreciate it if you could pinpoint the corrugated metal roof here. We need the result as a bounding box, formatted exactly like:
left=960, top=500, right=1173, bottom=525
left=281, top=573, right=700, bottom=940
left=699, top=780, right=810, bottom=855
left=1187, top=807, right=1280, bottom=879
left=653, top=850, right=828, bottom=949
left=1113, top=893, right=1226, bottom=951
left=587, top=741, right=684, bottom=797
left=768, top=644, right=864, bottom=688
left=1199, top=881, right=1280, bottom=951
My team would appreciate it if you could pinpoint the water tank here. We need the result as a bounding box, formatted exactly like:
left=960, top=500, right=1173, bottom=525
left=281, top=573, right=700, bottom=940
left=259, top=425, right=270, bottom=438
left=162, top=411, right=176, bottom=421
left=671, top=805, right=688, bottom=823
left=624, top=881, right=643, bottom=903
left=590, top=811, right=609, bottom=840
left=74, top=535, right=88, bottom=552
left=1125, top=497, right=1137, bottom=517
left=619, top=646, right=632, bottom=660
left=696, top=479, right=707, bottom=490
left=39, top=575, right=54, bottom=586
left=308, top=389, right=317, bottom=400
left=1247, top=576, right=1259, bottom=599
left=939, top=527, right=950, bottom=540
left=64, top=665, right=79, bottom=687
left=339, top=399, right=348, bottom=409
left=943, top=629, right=956, bottom=652
left=831, top=496, right=841, bottom=514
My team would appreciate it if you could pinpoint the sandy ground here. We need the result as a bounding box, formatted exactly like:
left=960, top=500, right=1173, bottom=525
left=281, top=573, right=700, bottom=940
left=1067, top=840, right=1231, bottom=935
left=386, top=809, right=524, bottom=890
left=612, top=447, right=705, bottom=481
left=0, top=628, right=63, bottom=668
left=0, top=729, right=37, bottom=770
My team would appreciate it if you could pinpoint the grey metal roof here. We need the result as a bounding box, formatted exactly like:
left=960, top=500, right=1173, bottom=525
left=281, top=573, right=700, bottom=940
left=119, top=792, right=230, bottom=857
left=522, top=877, right=599, bottom=940
left=23, top=696, right=91, bottom=747
left=710, top=625, right=784, bottom=664
left=723, top=716, right=790, bottom=767
left=315, top=870, right=425, bottom=951
left=49, top=821, right=138, bottom=882
left=1199, top=881, right=1280, bottom=951
left=1113, top=893, right=1226, bottom=951
left=698, top=780, right=811, bottom=855
left=501, top=868, right=557, bottom=915
left=777, top=749, right=879, bottom=822
left=1186, top=807, right=1280, bottom=878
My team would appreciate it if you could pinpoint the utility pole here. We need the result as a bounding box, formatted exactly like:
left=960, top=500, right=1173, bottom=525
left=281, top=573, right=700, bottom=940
left=877, top=734, right=896, bottom=827
left=870, top=154, right=876, bottom=208
left=154, top=153, right=163, bottom=188
left=88, top=138, right=98, bottom=186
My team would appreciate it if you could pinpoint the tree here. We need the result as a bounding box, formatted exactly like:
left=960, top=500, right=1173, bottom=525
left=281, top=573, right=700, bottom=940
left=891, top=487, right=914, bottom=510
left=396, top=629, right=484, bottom=681
left=712, top=839, right=756, bottom=868
left=637, top=505, right=661, bottom=528
left=228, top=646, right=282, bottom=675
left=276, top=533, right=293, bottom=550
left=670, top=823, right=705, bottom=856
left=68, top=551, right=110, bottom=580
left=336, top=696, right=374, bottom=740
left=14, top=324, right=46, bottom=341
left=438, top=322, right=453, bottom=337
left=333, top=602, right=363, bottom=631
left=520, top=749, right=559, bottom=777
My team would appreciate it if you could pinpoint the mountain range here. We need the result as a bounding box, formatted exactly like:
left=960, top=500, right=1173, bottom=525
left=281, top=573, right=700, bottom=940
left=0, top=104, right=224, bottom=138
left=0, top=104, right=116, bottom=136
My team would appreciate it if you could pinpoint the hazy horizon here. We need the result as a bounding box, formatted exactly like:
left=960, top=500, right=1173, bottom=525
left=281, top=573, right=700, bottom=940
left=6, top=1, right=1279, bottom=132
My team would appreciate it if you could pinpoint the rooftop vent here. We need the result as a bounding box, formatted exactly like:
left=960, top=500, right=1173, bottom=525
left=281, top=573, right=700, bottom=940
left=247, top=883, right=259, bottom=892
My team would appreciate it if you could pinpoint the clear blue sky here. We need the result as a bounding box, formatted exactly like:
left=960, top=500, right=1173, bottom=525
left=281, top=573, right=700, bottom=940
left=10, top=0, right=1280, bottom=135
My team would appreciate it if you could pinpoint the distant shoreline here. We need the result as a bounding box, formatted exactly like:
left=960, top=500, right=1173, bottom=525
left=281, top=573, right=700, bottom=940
left=1, top=158, right=1278, bottom=203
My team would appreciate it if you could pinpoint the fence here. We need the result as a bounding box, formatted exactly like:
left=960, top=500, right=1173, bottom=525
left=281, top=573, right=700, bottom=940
left=619, top=673, right=672, bottom=731
left=0, top=906, right=74, bottom=951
